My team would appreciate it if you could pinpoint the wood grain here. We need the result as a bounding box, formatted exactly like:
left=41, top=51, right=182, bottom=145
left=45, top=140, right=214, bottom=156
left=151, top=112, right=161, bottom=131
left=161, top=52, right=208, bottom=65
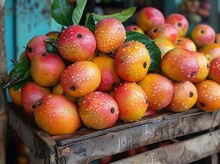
left=0, top=1, right=7, bottom=164
left=55, top=110, right=220, bottom=163
left=0, top=0, right=6, bottom=84
left=112, top=129, right=220, bottom=164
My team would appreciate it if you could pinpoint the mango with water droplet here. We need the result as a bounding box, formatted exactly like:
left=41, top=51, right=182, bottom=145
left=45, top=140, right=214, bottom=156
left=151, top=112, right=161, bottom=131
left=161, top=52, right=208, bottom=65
left=191, top=51, right=209, bottom=83
left=195, top=79, right=220, bottom=112
left=94, top=18, right=126, bottom=53
left=92, top=55, right=120, bottom=92
left=114, top=82, right=149, bottom=122
left=115, top=40, right=151, bottom=82
left=60, top=61, right=101, bottom=97
left=199, top=43, right=220, bottom=61
left=208, top=57, right=220, bottom=84
left=25, top=35, right=49, bottom=61
left=160, top=48, right=199, bottom=82
left=138, top=73, right=174, bottom=111
left=147, top=23, right=179, bottom=44
left=21, top=81, right=51, bottom=118
left=30, top=52, right=65, bottom=87
left=58, top=25, right=96, bottom=62
left=79, top=91, right=119, bottom=130
left=34, top=94, right=80, bottom=135
left=167, top=81, right=198, bottom=112
left=165, top=13, right=189, bottom=37
left=136, top=7, right=165, bottom=32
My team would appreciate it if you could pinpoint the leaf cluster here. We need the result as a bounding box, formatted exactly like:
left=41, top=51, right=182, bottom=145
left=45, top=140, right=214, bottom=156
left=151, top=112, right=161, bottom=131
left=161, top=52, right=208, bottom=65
left=2, top=0, right=161, bottom=90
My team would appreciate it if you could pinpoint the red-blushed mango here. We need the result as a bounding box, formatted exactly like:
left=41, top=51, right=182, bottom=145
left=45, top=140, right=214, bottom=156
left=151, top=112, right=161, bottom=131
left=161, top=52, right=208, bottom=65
left=146, top=23, right=179, bottom=44
left=167, top=81, right=198, bottom=112
left=91, top=55, right=120, bottom=92
left=25, top=35, right=49, bottom=61
left=160, top=48, right=199, bottom=82
left=45, top=31, right=60, bottom=39
left=60, top=61, right=101, bottom=97
left=208, top=57, right=220, bottom=84
left=114, top=40, right=151, bottom=82
left=126, top=25, right=145, bottom=34
left=195, top=79, right=220, bottom=112
left=34, top=94, right=81, bottom=135
left=21, top=81, right=51, bottom=118
left=30, top=52, right=66, bottom=87
left=191, top=24, right=216, bottom=48
left=174, top=37, right=197, bottom=52
left=199, top=43, right=220, bottom=61
left=136, top=7, right=165, bottom=32
left=52, top=83, right=77, bottom=103
left=94, top=18, right=126, bottom=53
left=58, top=25, right=96, bottom=62
left=79, top=91, right=119, bottom=130
left=137, top=73, right=174, bottom=111
left=113, top=82, right=149, bottom=122
left=154, top=38, right=174, bottom=58
left=191, top=52, right=209, bottom=83
left=8, top=86, right=22, bottom=106
left=165, top=13, right=189, bottom=37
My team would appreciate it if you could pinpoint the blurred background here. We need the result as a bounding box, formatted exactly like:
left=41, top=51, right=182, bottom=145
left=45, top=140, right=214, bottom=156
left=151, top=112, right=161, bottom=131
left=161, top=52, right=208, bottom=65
left=4, top=0, right=220, bottom=73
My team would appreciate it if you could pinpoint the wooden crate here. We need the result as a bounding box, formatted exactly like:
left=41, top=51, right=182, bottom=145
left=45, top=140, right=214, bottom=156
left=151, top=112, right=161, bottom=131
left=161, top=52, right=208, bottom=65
left=8, top=102, right=220, bottom=164
left=2, top=1, right=220, bottom=164
left=111, top=130, right=220, bottom=164
left=0, top=1, right=8, bottom=164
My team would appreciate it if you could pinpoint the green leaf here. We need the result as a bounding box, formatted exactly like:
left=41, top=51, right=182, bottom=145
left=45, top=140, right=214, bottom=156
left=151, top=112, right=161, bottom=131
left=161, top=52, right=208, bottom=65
left=51, top=0, right=74, bottom=26
left=72, top=0, right=87, bottom=25
left=88, top=6, right=136, bottom=23
left=12, top=70, right=32, bottom=91
left=2, top=55, right=31, bottom=88
left=84, top=13, right=96, bottom=32
left=45, top=38, right=59, bottom=54
left=125, top=31, right=161, bottom=72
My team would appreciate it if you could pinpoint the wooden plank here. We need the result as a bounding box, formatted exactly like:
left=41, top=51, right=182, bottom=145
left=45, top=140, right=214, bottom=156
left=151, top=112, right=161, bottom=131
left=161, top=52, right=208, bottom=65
left=111, top=129, right=220, bottom=164
left=0, top=1, right=7, bottom=164
left=0, top=0, right=7, bottom=84
left=0, top=0, right=7, bottom=116
left=7, top=103, right=57, bottom=164
left=55, top=110, right=220, bottom=163
left=211, top=154, right=218, bottom=164
left=8, top=102, right=220, bottom=163
left=0, top=120, right=7, bottom=164
left=53, top=108, right=201, bottom=145
left=53, top=111, right=172, bottom=145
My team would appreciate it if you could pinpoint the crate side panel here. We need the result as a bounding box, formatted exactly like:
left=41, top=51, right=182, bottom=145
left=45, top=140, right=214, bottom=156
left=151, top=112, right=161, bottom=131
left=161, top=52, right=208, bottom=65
left=111, top=129, right=220, bottom=164
left=56, top=111, right=220, bottom=163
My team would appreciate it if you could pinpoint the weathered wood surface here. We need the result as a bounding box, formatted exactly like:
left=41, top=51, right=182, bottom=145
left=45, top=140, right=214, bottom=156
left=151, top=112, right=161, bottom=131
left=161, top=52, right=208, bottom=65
left=55, top=110, right=220, bottom=163
left=0, top=0, right=6, bottom=85
left=8, top=104, right=56, bottom=164
left=8, top=102, right=220, bottom=164
left=53, top=108, right=202, bottom=145
left=0, top=1, right=7, bottom=164
left=112, top=128, right=220, bottom=164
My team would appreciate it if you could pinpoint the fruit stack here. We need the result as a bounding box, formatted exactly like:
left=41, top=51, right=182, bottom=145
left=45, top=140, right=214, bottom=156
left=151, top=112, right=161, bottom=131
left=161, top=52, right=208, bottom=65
left=3, top=1, right=220, bottom=136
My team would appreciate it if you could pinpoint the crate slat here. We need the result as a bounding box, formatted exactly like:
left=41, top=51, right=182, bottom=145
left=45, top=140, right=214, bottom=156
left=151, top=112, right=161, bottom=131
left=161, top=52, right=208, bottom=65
left=8, top=103, right=220, bottom=163
left=0, top=1, right=7, bottom=164
left=111, top=128, right=220, bottom=164
left=55, top=110, right=220, bottom=163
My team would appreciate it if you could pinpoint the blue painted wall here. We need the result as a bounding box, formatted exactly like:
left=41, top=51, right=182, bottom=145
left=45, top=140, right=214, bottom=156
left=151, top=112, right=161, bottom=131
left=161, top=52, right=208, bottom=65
left=5, top=0, right=61, bottom=73
left=5, top=0, right=61, bottom=101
